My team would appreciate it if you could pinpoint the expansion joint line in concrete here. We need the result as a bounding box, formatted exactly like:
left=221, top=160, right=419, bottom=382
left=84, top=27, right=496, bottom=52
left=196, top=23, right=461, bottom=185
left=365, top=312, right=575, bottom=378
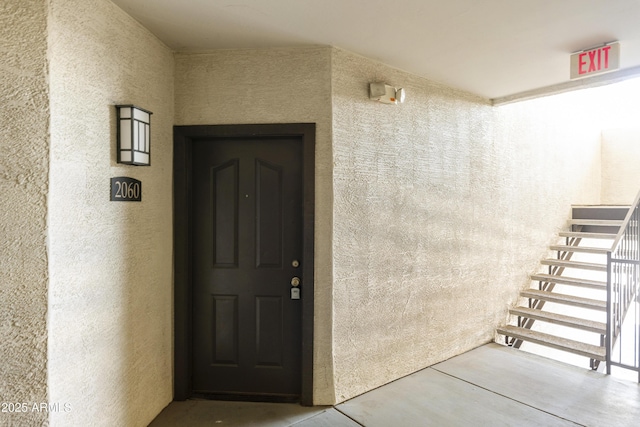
left=429, top=367, right=586, bottom=427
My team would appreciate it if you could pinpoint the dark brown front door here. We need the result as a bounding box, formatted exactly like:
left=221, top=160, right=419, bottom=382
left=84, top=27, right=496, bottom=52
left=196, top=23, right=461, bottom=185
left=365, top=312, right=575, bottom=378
left=191, top=136, right=303, bottom=399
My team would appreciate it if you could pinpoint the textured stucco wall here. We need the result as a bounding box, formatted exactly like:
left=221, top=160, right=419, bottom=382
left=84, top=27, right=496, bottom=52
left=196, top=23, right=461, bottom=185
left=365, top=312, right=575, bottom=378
left=579, top=77, right=640, bottom=204
left=2, top=0, right=623, bottom=419
left=175, top=47, right=335, bottom=404
left=47, top=0, right=174, bottom=425
left=0, top=1, right=50, bottom=426
left=330, top=48, right=602, bottom=402
left=175, top=46, right=606, bottom=405
left=601, top=129, right=640, bottom=204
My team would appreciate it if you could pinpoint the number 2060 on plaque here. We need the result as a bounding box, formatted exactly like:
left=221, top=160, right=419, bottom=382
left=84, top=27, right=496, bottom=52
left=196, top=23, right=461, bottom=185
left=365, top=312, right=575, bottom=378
left=110, top=177, right=142, bottom=202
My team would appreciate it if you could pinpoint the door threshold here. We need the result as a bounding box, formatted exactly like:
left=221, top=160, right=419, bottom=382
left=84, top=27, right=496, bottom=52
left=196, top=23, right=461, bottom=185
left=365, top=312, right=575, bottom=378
left=191, top=391, right=301, bottom=404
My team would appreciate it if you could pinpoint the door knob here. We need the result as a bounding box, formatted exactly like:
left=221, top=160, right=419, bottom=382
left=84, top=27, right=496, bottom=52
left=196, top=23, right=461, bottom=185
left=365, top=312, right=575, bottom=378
left=291, top=277, right=301, bottom=287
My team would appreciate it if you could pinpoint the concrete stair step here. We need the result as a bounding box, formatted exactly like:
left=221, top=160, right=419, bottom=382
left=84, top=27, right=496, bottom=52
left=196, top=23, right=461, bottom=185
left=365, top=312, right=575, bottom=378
left=572, top=205, right=630, bottom=221
left=497, top=325, right=606, bottom=361
left=509, top=307, right=606, bottom=334
left=569, top=219, right=624, bottom=227
left=520, top=289, right=606, bottom=311
left=540, top=259, right=607, bottom=272
left=569, top=219, right=623, bottom=234
left=559, top=231, right=617, bottom=240
left=530, top=274, right=606, bottom=289
left=549, top=245, right=609, bottom=255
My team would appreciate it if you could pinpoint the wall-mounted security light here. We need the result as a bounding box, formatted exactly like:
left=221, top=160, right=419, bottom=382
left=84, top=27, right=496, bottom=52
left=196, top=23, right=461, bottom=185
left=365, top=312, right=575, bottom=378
left=369, top=82, right=406, bottom=105
left=116, top=105, right=152, bottom=166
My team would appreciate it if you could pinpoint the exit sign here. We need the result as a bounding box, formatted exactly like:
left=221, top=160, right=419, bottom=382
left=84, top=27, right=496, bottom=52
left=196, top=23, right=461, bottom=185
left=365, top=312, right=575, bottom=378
left=570, top=42, right=620, bottom=79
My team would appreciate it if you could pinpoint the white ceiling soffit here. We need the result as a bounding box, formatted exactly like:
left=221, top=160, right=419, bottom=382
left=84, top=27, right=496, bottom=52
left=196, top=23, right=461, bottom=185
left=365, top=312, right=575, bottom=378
left=111, top=0, right=640, bottom=101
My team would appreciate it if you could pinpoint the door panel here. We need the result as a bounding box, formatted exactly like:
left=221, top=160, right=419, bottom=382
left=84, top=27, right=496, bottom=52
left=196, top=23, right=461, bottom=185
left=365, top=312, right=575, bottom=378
left=256, top=159, right=283, bottom=268
left=211, top=295, right=239, bottom=365
left=191, top=137, right=303, bottom=398
left=211, top=160, right=239, bottom=268
left=255, top=296, right=283, bottom=367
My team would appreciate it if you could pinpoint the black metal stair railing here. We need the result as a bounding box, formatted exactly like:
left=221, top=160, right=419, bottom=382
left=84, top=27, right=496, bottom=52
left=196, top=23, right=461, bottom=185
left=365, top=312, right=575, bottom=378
left=606, top=191, right=640, bottom=382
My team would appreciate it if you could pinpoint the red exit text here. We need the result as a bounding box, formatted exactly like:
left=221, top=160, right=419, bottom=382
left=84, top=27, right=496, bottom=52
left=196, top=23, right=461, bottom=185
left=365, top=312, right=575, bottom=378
left=570, top=42, right=619, bottom=79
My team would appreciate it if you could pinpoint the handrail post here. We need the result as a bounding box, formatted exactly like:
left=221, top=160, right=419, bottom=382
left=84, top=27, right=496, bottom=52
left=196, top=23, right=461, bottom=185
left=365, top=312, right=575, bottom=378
left=636, top=205, right=640, bottom=384
left=607, top=194, right=640, bottom=382
left=606, top=250, right=612, bottom=375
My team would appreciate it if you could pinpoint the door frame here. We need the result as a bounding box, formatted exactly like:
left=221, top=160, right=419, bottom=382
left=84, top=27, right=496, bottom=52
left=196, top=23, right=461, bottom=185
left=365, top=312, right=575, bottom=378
left=173, top=123, right=315, bottom=405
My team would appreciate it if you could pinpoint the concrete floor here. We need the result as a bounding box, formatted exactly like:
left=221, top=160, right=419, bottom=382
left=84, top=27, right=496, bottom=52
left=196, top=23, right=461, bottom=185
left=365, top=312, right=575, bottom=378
left=149, top=343, right=640, bottom=426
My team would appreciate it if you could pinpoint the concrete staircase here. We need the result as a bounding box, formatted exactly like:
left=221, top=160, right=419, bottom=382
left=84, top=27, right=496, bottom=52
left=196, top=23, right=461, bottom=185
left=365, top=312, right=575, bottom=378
left=497, top=205, right=629, bottom=367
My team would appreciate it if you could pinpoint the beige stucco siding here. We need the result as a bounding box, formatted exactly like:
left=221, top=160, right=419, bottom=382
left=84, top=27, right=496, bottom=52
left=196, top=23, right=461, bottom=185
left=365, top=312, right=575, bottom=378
left=330, top=48, right=602, bottom=402
left=3, top=1, right=630, bottom=419
left=0, top=1, right=50, bottom=425
left=174, top=47, right=335, bottom=404
left=47, top=0, right=174, bottom=425
left=174, top=47, right=604, bottom=404
left=602, top=129, right=640, bottom=204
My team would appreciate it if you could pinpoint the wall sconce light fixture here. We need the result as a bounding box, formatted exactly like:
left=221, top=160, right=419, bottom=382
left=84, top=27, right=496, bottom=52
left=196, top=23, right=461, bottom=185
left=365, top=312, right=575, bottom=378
left=369, top=82, right=406, bottom=105
left=116, top=105, right=152, bottom=166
